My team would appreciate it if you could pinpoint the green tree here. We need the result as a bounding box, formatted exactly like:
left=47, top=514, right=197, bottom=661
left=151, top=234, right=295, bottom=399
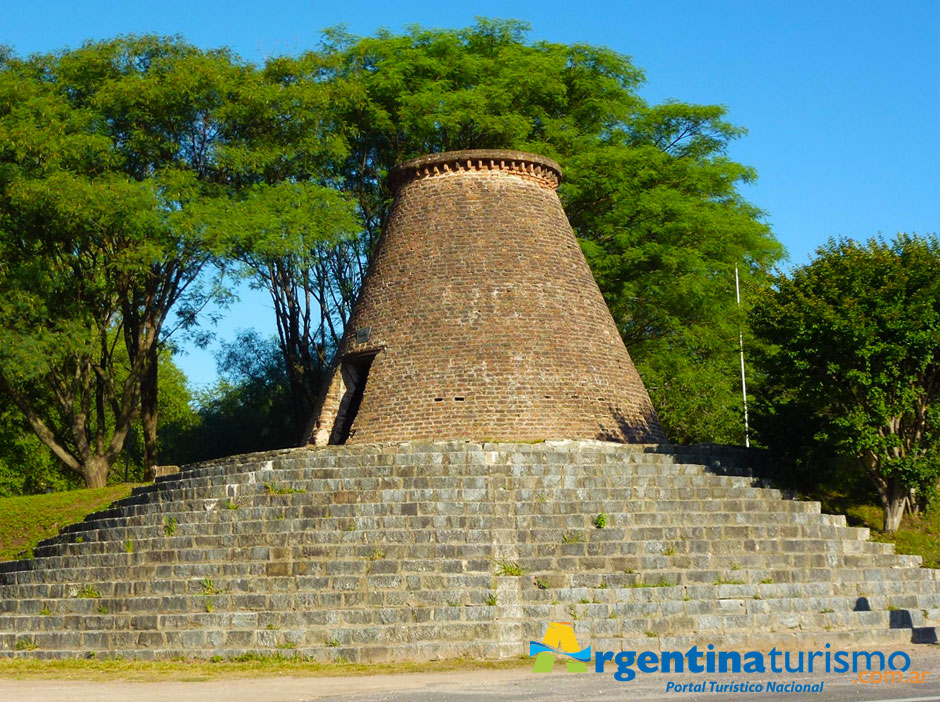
left=0, top=404, right=76, bottom=496
left=179, top=330, right=300, bottom=462
left=563, top=119, right=782, bottom=443
left=119, top=350, right=200, bottom=480
left=0, top=37, right=245, bottom=486
left=750, top=234, right=940, bottom=532
left=201, top=183, right=358, bottom=435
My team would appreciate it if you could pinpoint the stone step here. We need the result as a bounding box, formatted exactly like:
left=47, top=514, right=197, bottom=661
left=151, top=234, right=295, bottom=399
left=1, top=560, right=935, bottom=608
left=30, top=518, right=871, bottom=554
left=46, top=504, right=844, bottom=546
left=1, top=554, right=924, bottom=597
left=26, top=519, right=881, bottom=558
left=6, top=537, right=909, bottom=586
left=42, top=497, right=829, bottom=544
left=0, top=625, right=917, bottom=662
left=137, top=466, right=764, bottom=496
left=91, top=481, right=798, bottom=519
left=140, top=446, right=733, bottom=488
left=4, top=587, right=937, bottom=631
left=0, top=607, right=928, bottom=659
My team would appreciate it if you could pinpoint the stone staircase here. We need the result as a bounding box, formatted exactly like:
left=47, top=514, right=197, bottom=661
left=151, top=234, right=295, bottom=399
left=0, top=441, right=937, bottom=660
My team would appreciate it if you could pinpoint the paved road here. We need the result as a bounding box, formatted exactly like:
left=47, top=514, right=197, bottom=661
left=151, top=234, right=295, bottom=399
left=2, top=646, right=938, bottom=702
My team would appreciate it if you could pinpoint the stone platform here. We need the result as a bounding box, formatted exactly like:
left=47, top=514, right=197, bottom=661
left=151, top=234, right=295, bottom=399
left=0, top=441, right=937, bottom=660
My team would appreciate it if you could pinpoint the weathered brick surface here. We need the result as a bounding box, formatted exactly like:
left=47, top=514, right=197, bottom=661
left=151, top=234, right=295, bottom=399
left=307, top=150, right=665, bottom=445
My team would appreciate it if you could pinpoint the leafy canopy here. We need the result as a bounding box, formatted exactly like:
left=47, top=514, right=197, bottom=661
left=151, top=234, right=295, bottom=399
left=751, top=234, right=940, bottom=531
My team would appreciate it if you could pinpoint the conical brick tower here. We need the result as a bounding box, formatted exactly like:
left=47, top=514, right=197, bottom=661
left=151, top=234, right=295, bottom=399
left=306, top=149, right=665, bottom=445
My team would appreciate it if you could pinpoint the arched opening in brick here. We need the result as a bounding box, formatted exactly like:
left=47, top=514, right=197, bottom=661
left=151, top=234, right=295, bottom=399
left=328, top=353, right=376, bottom=444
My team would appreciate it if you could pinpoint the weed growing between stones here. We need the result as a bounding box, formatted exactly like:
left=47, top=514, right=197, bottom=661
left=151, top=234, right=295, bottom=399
left=495, top=559, right=525, bottom=576
left=201, top=579, right=225, bottom=595
left=265, top=483, right=306, bottom=495
left=77, top=585, right=100, bottom=598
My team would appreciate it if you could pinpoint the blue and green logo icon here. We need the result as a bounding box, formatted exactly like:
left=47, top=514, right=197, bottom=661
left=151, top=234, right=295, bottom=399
left=529, top=622, right=592, bottom=673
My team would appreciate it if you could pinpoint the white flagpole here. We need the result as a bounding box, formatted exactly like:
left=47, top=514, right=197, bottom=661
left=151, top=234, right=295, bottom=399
left=735, top=265, right=750, bottom=448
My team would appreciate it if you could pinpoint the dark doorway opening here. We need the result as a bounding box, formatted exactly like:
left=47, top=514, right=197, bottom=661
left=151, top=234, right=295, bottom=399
left=329, top=354, right=375, bottom=445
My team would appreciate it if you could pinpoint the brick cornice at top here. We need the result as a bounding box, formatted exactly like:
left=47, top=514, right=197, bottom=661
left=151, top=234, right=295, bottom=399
left=389, top=149, right=563, bottom=194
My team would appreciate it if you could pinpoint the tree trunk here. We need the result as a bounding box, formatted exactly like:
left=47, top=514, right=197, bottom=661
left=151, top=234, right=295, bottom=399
left=83, top=456, right=109, bottom=489
left=880, top=477, right=907, bottom=533
left=141, top=345, right=159, bottom=481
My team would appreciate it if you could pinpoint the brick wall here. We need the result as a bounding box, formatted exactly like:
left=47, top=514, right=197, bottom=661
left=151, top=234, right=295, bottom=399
left=307, top=150, right=665, bottom=445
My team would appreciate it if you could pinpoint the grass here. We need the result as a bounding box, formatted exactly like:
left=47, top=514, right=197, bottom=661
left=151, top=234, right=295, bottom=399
left=0, top=484, right=142, bottom=562
left=629, top=579, right=674, bottom=588
left=76, top=585, right=101, bottom=599
left=264, top=483, right=305, bottom=495
left=163, top=517, right=177, bottom=537
left=0, top=654, right=533, bottom=681
left=819, top=494, right=940, bottom=568
left=561, top=531, right=584, bottom=544
left=494, top=559, right=525, bottom=576
left=200, top=578, right=225, bottom=596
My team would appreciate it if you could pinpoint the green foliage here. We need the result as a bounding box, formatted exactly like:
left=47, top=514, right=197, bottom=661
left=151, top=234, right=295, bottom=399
left=76, top=584, right=101, bottom=599
left=163, top=517, right=177, bottom=537
left=264, top=482, right=305, bottom=495
left=0, top=36, right=238, bottom=486
left=200, top=578, right=224, bottom=595
left=565, top=127, right=781, bottom=444
left=592, top=512, right=608, bottom=529
left=751, top=234, right=940, bottom=532
left=118, top=354, right=200, bottom=481
left=0, top=404, right=76, bottom=496
left=179, top=331, right=299, bottom=462
left=494, top=559, right=525, bottom=576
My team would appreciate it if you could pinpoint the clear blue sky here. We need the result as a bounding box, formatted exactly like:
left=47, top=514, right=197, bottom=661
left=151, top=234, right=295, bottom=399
left=4, top=1, right=938, bottom=388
